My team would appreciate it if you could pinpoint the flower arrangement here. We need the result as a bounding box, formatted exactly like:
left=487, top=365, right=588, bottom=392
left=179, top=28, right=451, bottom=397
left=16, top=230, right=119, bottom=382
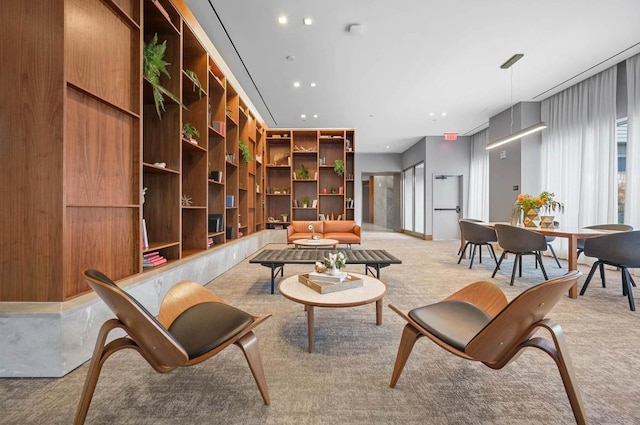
left=324, top=252, right=347, bottom=271
left=308, top=222, right=318, bottom=239
left=514, top=191, right=564, bottom=215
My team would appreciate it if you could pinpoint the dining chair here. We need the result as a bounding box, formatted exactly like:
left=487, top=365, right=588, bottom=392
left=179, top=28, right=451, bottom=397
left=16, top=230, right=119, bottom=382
left=458, top=218, right=483, bottom=256
left=579, top=231, right=640, bottom=311
left=576, top=224, right=633, bottom=259
left=458, top=219, right=497, bottom=269
left=75, top=270, right=271, bottom=424
left=492, top=224, right=548, bottom=285
left=388, top=271, right=586, bottom=424
left=544, top=221, right=562, bottom=268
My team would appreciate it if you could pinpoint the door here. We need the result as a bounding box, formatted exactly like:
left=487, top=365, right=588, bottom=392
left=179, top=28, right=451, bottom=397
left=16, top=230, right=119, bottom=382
left=432, top=174, right=462, bottom=240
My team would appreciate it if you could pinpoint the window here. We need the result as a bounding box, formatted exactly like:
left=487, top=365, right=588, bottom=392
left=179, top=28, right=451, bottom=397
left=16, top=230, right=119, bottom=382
left=402, top=162, right=425, bottom=233
left=617, top=118, right=627, bottom=224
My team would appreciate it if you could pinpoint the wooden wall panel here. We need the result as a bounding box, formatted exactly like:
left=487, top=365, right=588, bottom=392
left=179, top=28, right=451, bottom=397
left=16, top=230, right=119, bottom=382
left=65, top=0, right=140, bottom=113
left=0, top=0, right=65, bottom=302
left=64, top=207, right=139, bottom=298
left=65, top=88, right=139, bottom=205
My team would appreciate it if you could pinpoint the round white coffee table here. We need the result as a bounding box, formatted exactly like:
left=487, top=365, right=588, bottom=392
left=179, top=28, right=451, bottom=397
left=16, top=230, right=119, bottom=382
left=293, top=238, right=339, bottom=250
left=278, top=272, right=387, bottom=353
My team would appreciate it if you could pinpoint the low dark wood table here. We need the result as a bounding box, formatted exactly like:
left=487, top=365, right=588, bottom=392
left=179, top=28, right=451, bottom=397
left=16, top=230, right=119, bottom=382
left=249, top=249, right=402, bottom=293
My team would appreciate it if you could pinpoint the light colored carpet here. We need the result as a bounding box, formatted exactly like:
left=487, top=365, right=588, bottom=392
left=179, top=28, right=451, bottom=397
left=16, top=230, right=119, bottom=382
left=1, top=230, right=639, bottom=424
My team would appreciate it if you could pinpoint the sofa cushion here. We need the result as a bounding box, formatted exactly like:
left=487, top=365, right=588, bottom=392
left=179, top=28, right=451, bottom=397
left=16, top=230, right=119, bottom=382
left=289, top=232, right=319, bottom=241
left=324, top=232, right=360, bottom=244
left=323, top=220, right=356, bottom=233
left=291, top=221, right=324, bottom=234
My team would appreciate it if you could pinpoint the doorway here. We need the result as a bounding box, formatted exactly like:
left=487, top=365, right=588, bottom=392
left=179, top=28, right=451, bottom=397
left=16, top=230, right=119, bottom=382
left=432, top=174, right=462, bottom=240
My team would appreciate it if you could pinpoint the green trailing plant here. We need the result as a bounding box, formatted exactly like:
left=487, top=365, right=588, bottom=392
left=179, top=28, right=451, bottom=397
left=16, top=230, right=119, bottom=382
left=333, top=159, right=345, bottom=176
left=239, top=141, right=253, bottom=162
left=184, top=69, right=205, bottom=98
left=143, top=33, right=183, bottom=119
left=182, top=123, right=200, bottom=139
left=296, top=163, right=310, bottom=180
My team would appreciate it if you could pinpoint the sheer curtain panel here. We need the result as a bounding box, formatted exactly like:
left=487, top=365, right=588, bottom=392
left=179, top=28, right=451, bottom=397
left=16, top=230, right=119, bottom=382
left=541, top=66, right=618, bottom=259
left=467, top=129, right=490, bottom=222
left=626, top=54, right=640, bottom=229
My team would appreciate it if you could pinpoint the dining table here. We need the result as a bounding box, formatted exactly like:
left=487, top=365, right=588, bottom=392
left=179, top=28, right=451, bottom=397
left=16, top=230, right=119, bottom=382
left=477, top=223, right=618, bottom=298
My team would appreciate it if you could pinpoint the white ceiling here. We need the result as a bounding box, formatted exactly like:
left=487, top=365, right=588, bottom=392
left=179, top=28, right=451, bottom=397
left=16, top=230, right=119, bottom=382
left=185, top=0, right=640, bottom=153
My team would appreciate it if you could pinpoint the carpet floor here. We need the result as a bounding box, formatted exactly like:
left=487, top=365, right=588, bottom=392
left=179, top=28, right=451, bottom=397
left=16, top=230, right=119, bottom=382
left=1, top=230, right=639, bottom=424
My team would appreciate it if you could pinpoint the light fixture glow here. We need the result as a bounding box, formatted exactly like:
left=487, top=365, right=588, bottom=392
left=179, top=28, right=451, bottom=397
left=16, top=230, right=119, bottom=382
left=313, top=114, right=318, bottom=118
left=385, top=145, right=390, bottom=149
left=303, top=17, right=313, bottom=25
left=278, top=15, right=287, bottom=24
left=310, top=82, right=316, bottom=87
left=293, top=81, right=300, bottom=88
left=301, top=114, right=306, bottom=119
left=485, top=122, right=547, bottom=150
left=429, top=112, right=434, bottom=116
left=441, top=112, right=447, bottom=116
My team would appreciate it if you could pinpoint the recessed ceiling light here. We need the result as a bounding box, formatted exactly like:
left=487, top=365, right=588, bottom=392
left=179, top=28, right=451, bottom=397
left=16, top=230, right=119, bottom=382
left=386, top=145, right=390, bottom=149
left=278, top=15, right=287, bottom=25
left=310, top=82, right=316, bottom=87
left=303, top=17, right=313, bottom=25
left=429, top=112, right=435, bottom=116
left=441, top=112, right=447, bottom=116
left=313, top=114, right=318, bottom=118
left=293, top=81, right=300, bottom=88
left=301, top=114, right=306, bottom=119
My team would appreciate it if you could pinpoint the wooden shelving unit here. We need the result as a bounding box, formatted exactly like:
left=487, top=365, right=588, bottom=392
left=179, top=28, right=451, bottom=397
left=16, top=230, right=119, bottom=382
left=265, top=128, right=356, bottom=226
left=0, top=0, right=272, bottom=302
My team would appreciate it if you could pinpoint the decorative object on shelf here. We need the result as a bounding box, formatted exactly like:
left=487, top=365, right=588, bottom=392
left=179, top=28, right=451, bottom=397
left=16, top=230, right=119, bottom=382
left=181, top=195, right=193, bottom=207
left=322, top=188, right=327, bottom=194
left=256, top=154, right=262, bottom=163
left=346, top=197, right=354, bottom=208
left=319, top=157, right=326, bottom=166
left=184, top=69, right=205, bottom=98
left=142, top=187, right=148, bottom=204
left=152, top=162, right=166, bottom=168
left=209, top=170, right=222, bottom=182
left=281, top=213, right=289, bottom=222
left=239, top=141, right=253, bottom=162
left=294, top=144, right=315, bottom=152
left=513, top=191, right=564, bottom=228
left=143, top=33, right=183, bottom=119
left=211, top=120, right=226, bottom=136
left=324, top=252, right=347, bottom=276
left=333, top=159, right=345, bottom=176
left=226, top=153, right=235, bottom=163
left=283, top=186, right=290, bottom=194
left=314, top=261, right=326, bottom=273
left=346, top=139, right=352, bottom=152
left=300, top=197, right=310, bottom=208
left=182, top=122, right=199, bottom=144
left=296, top=163, right=310, bottom=180
left=330, top=187, right=337, bottom=194
left=226, top=105, right=233, bottom=116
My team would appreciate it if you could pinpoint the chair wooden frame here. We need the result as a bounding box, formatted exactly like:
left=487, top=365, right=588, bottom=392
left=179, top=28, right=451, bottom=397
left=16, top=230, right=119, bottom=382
left=74, top=270, right=271, bottom=425
left=389, top=271, right=587, bottom=425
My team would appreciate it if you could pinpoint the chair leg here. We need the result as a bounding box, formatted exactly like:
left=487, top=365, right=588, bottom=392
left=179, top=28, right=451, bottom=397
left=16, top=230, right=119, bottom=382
left=390, top=324, right=423, bottom=388
left=511, top=254, right=520, bottom=286
left=75, top=320, right=135, bottom=425
left=478, top=245, right=483, bottom=264
left=457, top=242, right=470, bottom=264
left=469, top=244, right=478, bottom=269
left=537, top=253, right=548, bottom=280
left=621, top=268, right=636, bottom=311
left=548, top=244, right=562, bottom=268
left=235, top=331, right=271, bottom=405
left=579, top=262, right=601, bottom=296
left=492, top=252, right=507, bottom=278
left=599, top=263, right=606, bottom=288
left=524, top=319, right=588, bottom=425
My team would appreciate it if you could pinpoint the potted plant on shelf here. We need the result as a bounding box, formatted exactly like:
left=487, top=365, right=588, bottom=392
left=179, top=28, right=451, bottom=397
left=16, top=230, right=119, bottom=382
left=333, top=159, right=345, bottom=176
left=143, top=33, right=183, bottom=119
left=184, top=69, right=205, bottom=99
left=182, top=123, right=199, bottom=144
left=239, top=141, right=253, bottom=162
left=296, top=163, right=310, bottom=180
left=300, top=197, right=310, bottom=208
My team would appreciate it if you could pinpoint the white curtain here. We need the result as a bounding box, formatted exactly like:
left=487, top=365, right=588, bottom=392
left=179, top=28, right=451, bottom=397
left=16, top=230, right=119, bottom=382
left=626, top=54, right=640, bottom=229
left=541, top=66, right=618, bottom=259
left=467, top=129, right=489, bottom=221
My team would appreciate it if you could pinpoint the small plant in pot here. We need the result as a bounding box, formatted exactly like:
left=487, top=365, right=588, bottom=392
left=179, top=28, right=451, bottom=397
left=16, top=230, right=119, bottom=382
left=300, top=197, right=310, bottom=208
left=182, top=123, right=199, bottom=144
left=333, top=159, right=345, bottom=176
left=296, top=163, right=310, bottom=180
left=239, top=141, right=253, bottom=162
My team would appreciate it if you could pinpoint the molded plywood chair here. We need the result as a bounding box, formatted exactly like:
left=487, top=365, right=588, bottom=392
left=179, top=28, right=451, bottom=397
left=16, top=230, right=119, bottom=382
left=458, top=219, right=498, bottom=269
left=576, top=224, right=633, bottom=259
left=389, top=271, right=586, bottom=425
left=579, top=231, right=640, bottom=311
left=492, top=224, right=548, bottom=285
left=74, top=270, right=271, bottom=425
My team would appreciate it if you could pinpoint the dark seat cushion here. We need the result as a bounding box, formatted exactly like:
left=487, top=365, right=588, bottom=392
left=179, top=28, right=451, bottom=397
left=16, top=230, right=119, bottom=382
left=408, top=300, right=492, bottom=351
left=168, top=301, right=254, bottom=359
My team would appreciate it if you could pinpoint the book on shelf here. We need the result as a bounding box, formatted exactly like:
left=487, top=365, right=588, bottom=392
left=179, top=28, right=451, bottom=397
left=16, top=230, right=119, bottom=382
left=312, top=199, right=318, bottom=208
left=141, top=219, right=149, bottom=250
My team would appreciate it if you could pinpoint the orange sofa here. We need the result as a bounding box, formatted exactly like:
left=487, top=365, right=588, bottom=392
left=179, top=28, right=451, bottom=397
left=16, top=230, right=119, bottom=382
left=287, top=220, right=361, bottom=246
